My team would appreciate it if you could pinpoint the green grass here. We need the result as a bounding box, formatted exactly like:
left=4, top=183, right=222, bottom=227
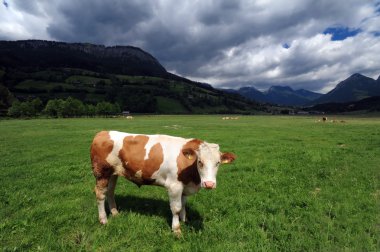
left=65, top=76, right=111, bottom=85
left=156, top=97, right=188, bottom=114
left=116, top=75, right=166, bottom=83
left=16, top=80, right=75, bottom=90
left=0, top=116, right=379, bottom=251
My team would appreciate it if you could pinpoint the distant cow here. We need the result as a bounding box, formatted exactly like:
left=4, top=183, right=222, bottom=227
left=90, top=131, right=236, bottom=235
left=222, top=116, right=239, bottom=120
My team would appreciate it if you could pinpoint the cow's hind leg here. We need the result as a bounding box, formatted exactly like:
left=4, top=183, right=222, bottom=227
left=180, top=195, right=187, bottom=222
left=107, top=175, right=119, bottom=216
left=95, top=178, right=109, bottom=224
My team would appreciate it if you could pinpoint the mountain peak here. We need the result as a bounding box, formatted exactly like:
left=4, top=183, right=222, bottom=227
left=239, top=86, right=260, bottom=91
left=268, top=86, right=293, bottom=93
left=313, top=73, right=380, bottom=104
left=348, top=73, right=366, bottom=79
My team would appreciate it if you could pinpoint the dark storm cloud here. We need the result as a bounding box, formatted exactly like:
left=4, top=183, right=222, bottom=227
left=12, top=0, right=41, bottom=15
left=46, top=0, right=153, bottom=45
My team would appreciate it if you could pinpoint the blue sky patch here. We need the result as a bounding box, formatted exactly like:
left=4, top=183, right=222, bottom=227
left=282, top=43, right=290, bottom=49
left=323, top=26, right=361, bottom=41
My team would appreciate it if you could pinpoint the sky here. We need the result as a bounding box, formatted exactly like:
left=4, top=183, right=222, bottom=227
left=1, top=0, right=380, bottom=93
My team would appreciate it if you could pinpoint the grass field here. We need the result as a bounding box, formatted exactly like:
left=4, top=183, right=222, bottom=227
left=1, top=116, right=379, bottom=251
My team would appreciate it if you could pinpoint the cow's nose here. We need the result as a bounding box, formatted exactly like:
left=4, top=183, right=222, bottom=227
left=204, top=181, right=215, bottom=189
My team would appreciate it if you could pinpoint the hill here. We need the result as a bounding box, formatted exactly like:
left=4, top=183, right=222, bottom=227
left=0, top=40, right=262, bottom=114
left=307, top=96, right=380, bottom=113
left=225, top=85, right=322, bottom=106
left=313, top=73, right=380, bottom=104
left=0, top=40, right=168, bottom=77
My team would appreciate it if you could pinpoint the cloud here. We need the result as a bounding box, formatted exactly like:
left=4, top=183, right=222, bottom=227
left=1, top=0, right=380, bottom=93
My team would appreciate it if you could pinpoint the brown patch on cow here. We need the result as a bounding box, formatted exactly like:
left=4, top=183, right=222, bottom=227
left=177, top=139, right=203, bottom=185
left=91, top=131, right=115, bottom=179
left=221, top=152, right=236, bottom=164
left=95, top=178, right=108, bottom=200
left=118, top=135, right=164, bottom=186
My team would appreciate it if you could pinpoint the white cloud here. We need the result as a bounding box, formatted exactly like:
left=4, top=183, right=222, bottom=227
left=0, top=1, right=51, bottom=40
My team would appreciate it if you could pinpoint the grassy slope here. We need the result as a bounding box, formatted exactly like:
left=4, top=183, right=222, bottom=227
left=6, top=68, right=257, bottom=114
left=0, top=116, right=379, bottom=251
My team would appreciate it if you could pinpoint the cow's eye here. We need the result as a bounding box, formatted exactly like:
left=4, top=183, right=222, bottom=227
left=198, top=160, right=203, bottom=167
left=216, top=161, right=220, bottom=166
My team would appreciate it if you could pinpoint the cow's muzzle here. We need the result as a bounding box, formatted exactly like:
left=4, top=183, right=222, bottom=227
left=203, top=181, right=216, bottom=189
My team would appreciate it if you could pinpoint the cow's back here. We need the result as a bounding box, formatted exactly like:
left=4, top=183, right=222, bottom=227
left=91, top=131, right=192, bottom=186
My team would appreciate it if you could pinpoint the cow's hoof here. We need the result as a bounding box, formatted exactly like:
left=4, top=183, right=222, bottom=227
left=99, top=218, right=108, bottom=225
left=173, top=228, right=182, bottom=238
left=111, top=209, right=119, bottom=216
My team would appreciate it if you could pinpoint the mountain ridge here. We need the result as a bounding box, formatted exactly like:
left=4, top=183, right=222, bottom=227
left=225, top=85, right=322, bottom=106
left=225, top=72, right=380, bottom=107
left=0, top=39, right=169, bottom=77
left=312, top=73, right=380, bottom=104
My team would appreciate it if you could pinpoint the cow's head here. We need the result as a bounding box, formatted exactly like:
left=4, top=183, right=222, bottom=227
left=183, top=142, right=236, bottom=189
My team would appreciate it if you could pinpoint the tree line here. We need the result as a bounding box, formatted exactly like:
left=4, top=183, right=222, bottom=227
left=7, top=97, right=121, bottom=118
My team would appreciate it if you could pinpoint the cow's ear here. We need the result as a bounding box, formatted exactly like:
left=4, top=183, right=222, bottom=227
left=220, top=152, right=236, bottom=164
left=183, top=148, right=197, bottom=160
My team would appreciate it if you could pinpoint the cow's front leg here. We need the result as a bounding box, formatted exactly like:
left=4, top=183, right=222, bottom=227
left=168, top=183, right=184, bottom=235
left=180, top=195, right=187, bottom=222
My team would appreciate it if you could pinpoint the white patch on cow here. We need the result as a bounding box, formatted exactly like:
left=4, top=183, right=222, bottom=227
left=197, top=142, right=221, bottom=187
left=135, top=170, right=142, bottom=178
left=143, top=136, right=157, bottom=160
left=155, top=136, right=189, bottom=183
left=106, top=131, right=136, bottom=176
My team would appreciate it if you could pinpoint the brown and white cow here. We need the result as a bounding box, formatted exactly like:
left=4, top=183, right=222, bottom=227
left=90, top=131, right=236, bottom=235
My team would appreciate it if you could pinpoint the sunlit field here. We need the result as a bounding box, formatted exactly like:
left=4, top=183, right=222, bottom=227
left=1, top=115, right=379, bottom=251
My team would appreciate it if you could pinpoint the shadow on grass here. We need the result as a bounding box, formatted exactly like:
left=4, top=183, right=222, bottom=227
left=113, top=195, right=204, bottom=232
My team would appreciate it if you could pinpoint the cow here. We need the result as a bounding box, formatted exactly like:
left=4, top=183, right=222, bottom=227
left=90, top=131, right=236, bottom=235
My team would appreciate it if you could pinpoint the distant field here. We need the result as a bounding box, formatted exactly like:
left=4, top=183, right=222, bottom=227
left=1, top=116, right=379, bottom=251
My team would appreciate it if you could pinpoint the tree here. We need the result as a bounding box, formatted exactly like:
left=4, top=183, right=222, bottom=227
left=30, top=98, right=43, bottom=113
left=60, top=97, right=85, bottom=117
left=7, top=98, right=43, bottom=117
left=44, top=99, right=65, bottom=117
left=0, top=84, right=16, bottom=111
left=85, top=104, right=96, bottom=117
left=7, top=100, right=22, bottom=117
left=96, top=101, right=120, bottom=116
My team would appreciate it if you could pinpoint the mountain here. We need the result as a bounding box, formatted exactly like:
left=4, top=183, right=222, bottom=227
left=0, top=40, right=168, bottom=78
left=307, top=96, right=380, bottom=113
left=230, top=85, right=322, bottom=106
left=0, top=40, right=262, bottom=114
left=294, top=89, right=322, bottom=100
left=313, top=73, right=380, bottom=104
left=231, top=73, right=380, bottom=107
left=236, top=86, right=267, bottom=103
left=264, top=86, right=322, bottom=106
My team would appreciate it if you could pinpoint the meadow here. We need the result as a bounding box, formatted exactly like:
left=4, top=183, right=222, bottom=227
left=0, top=115, right=379, bottom=251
